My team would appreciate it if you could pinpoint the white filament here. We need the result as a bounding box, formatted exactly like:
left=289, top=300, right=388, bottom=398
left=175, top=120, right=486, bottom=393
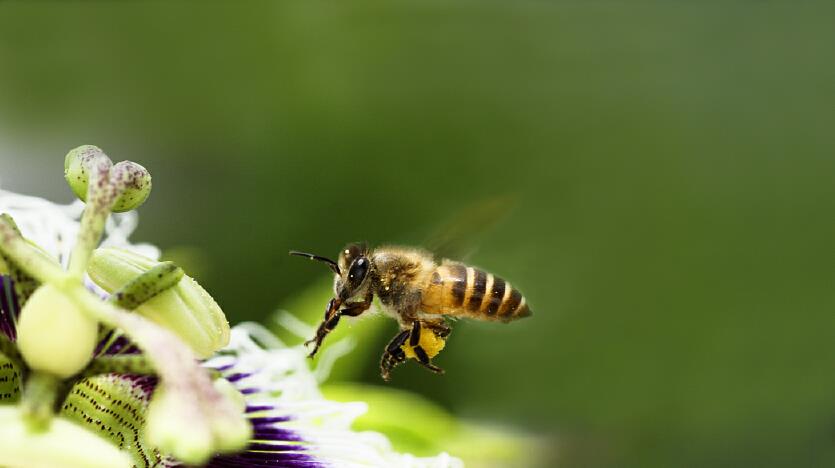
left=208, top=324, right=463, bottom=468
left=0, top=189, right=160, bottom=266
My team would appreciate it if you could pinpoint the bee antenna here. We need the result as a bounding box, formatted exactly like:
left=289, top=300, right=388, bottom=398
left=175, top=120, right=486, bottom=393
left=289, top=250, right=341, bottom=275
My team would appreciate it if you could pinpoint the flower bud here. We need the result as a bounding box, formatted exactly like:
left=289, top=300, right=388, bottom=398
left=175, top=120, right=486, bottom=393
left=64, top=145, right=106, bottom=202
left=16, top=284, right=98, bottom=378
left=87, top=248, right=230, bottom=358
left=109, top=160, right=152, bottom=213
left=64, top=146, right=152, bottom=212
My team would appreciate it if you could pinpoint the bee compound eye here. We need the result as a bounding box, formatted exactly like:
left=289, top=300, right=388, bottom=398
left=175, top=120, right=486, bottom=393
left=348, top=258, right=368, bottom=288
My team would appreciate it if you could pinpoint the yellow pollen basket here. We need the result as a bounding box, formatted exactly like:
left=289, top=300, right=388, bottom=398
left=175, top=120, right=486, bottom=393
left=402, top=328, right=446, bottom=359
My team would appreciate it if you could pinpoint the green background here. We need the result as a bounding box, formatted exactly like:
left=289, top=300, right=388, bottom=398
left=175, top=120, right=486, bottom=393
left=1, top=2, right=834, bottom=467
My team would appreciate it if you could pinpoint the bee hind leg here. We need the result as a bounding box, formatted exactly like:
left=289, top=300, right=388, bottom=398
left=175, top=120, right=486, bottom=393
left=409, top=321, right=445, bottom=375
left=424, top=319, right=452, bottom=339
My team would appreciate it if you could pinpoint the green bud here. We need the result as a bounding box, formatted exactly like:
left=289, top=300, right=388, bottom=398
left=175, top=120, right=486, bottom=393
left=64, top=145, right=106, bottom=202
left=64, top=146, right=152, bottom=212
left=109, top=160, right=152, bottom=212
left=87, top=248, right=230, bottom=358
left=17, top=284, right=98, bottom=378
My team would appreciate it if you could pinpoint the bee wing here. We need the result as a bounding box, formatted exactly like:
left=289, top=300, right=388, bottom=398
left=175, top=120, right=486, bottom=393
left=422, top=194, right=517, bottom=262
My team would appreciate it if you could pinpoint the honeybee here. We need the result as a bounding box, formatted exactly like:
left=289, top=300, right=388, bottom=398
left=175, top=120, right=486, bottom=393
left=290, top=243, right=532, bottom=381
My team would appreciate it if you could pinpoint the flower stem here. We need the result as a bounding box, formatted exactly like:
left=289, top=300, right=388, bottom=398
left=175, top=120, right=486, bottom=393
left=68, top=155, right=115, bottom=277
left=21, top=371, right=60, bottom=431
left=0, top=335, right=23, bottom=367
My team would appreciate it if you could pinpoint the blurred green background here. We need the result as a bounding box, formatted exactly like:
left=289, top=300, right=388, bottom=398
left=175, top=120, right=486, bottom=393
left=1, top=2, right=834, bottom=467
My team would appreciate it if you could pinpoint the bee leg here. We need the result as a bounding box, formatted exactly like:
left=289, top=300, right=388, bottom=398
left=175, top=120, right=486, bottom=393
left=306, top=317, right=345, bottom=358
left=380, top=329, right=410, bottom=381
left=306, top=297, right=371, bottom=358
left=409, top=321, right=445, bottom=375
left=424, top=319, right=452, bottom=339
left=409, top=320, right=422, bottom=346
left=412, top=346, right=445, bottom=375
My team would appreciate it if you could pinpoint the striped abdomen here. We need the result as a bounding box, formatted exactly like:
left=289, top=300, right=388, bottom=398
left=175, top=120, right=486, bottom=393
left=421, top=263, right=531, bottom=322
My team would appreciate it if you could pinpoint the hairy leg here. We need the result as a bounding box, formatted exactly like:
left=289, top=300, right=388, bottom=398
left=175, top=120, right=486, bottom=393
left=306, top=294, right=371, bottom=358
left=408, top=321, right=445, bottom=374
left=379, top=320, right=448, bottom=381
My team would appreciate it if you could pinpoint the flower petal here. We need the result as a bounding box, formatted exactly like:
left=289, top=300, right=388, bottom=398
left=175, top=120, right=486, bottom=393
left=204, top=325, right=463, bottom=468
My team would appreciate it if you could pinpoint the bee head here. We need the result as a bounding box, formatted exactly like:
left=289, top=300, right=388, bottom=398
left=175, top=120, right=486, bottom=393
left=289, top=243, right=371, bottom=301
left=335, top=242, right=370, bottom=300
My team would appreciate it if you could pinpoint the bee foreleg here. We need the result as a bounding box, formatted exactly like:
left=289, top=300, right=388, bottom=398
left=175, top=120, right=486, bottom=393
left=306, top=295, right=372, bottom=358
left=304, top=299, right=340, bottom=358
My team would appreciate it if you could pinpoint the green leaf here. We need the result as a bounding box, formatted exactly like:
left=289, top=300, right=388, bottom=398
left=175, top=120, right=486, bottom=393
left=322, top=382, right=546, bottom=466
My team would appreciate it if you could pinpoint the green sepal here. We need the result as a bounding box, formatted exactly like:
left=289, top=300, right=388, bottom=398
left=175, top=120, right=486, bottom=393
left=88, top=248, right=230, bottom=358
left=0, top=214, right=40, bottom=309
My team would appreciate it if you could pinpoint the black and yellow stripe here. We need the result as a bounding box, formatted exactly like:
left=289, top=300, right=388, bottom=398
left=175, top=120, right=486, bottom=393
left=461, top=267, right=531, bottom=321
left=424, top=263, right=531, bottom=321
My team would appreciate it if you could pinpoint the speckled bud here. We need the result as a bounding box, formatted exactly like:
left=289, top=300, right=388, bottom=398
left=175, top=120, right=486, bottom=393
left=64, top=146, right=152, bottom=212
left=109, top=160, right=152, bottom=212
left=16, top=284, right=98, bottom=378
left=87, top=248, right=230, bottom=358
left=64, top=145, right=107, bottom=202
